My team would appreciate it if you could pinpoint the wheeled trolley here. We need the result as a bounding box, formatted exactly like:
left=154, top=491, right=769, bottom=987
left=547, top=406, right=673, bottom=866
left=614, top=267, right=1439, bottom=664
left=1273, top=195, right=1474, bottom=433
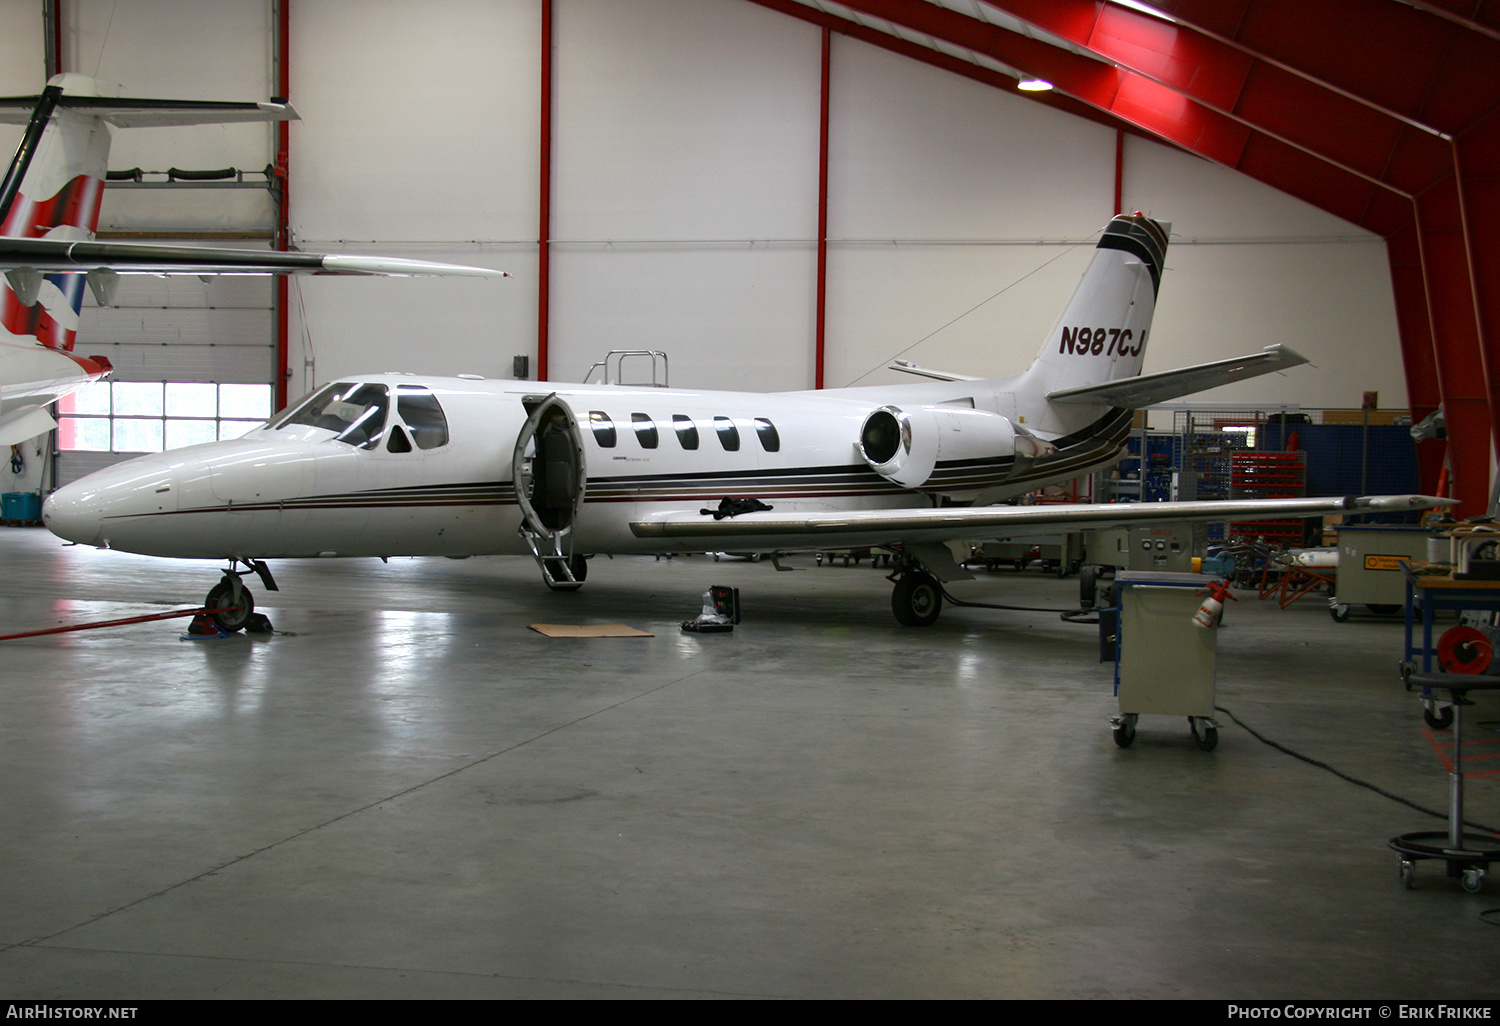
left=1110, top=571, right=1221, bottom=751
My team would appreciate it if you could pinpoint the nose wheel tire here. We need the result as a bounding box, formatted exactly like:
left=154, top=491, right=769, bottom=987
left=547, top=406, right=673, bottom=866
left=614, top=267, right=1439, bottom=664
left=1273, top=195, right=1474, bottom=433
left=892, top=571, right=942, bottom=627
left=205, top=578, right=254, bottom=633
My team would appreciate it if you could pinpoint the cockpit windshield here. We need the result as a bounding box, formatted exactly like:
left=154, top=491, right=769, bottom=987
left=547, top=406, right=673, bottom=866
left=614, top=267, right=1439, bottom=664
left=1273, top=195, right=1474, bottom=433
left=272, top=382, right=389, bottom=449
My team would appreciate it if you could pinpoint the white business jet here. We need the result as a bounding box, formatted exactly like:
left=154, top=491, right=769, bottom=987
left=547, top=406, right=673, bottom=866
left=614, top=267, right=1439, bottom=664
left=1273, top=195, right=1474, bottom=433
left=42, top=212, right=1444, bottom=628
left=0, top=74, right=502, bottom=447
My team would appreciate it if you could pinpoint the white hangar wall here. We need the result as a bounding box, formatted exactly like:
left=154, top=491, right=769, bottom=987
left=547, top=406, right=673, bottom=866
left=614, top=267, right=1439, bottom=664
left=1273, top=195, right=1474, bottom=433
left=0, top=0, right=1405, bottom=413
left=290, top=0, right=1403, bottom=409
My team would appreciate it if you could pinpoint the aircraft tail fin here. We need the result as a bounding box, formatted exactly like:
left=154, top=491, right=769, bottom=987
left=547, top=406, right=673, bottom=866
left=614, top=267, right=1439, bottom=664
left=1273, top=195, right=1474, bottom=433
left=1024, top=213, right=1169, bottom=399
left=0, top=74, right=296, bottom=350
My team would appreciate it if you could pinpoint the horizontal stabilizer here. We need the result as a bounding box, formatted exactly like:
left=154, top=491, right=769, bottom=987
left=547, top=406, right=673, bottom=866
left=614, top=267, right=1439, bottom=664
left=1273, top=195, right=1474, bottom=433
left=632, top=494, right=1449, bottom=551
left=0, top=94, right=298, bottom=128
left=1046, top=345, right=1308, bottom=408
left=888, top=360, right=982, bottom=382
left=0, top=239, right=505, bottom=278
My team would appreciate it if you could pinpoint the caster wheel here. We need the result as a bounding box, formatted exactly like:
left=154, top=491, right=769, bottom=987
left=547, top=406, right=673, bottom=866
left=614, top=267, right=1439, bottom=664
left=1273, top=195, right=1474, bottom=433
left=1462, top=868, right=1485, bottom=893
left=1424, top=705, right=1455, bottom=730
left=1112, top=714, right=1137, bottom=749
left=1399, top=860, right=1416, bottom=890
left=1329, top=602, right=1350, bottom=623
left=1190, top=717, right=1218, bottom=751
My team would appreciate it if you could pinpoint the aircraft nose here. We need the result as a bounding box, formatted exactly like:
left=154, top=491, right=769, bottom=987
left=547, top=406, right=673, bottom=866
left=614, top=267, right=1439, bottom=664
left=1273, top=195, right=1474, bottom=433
left=42, top=481, right=106, bottom=547
left=41, top=455, right=183, bottom=550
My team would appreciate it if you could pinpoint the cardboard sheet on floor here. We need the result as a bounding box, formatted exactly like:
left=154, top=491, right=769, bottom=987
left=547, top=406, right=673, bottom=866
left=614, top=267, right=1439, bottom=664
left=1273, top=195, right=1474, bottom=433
left=528, top=623, right=653, bottom=638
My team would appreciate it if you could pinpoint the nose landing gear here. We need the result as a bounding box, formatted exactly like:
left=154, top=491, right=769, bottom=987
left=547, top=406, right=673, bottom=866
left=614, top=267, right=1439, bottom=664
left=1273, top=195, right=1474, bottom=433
left=204, top=559, right=278, bottom=633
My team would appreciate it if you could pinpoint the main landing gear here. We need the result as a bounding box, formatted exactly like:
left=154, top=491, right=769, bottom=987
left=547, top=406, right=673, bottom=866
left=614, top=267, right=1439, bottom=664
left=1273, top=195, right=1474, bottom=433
left=889, top=564, right=943, bottom=627
left=204, top=559, right=278, bottom=633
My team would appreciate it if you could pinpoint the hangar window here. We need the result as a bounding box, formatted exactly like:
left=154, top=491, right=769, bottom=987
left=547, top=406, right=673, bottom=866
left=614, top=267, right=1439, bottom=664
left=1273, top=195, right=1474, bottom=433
left=589, top=411, right=616, bottom=447
left=631, top=413, right=658, bottom=449
left=57, top=381, right=274, bottom=453
left=673, top=415, right=698, bottom=450
left=396, top=386, right=449, bottom=450
left=714, top=416, right=739, bottom=452
left=754, top=418, right=780, bottom=452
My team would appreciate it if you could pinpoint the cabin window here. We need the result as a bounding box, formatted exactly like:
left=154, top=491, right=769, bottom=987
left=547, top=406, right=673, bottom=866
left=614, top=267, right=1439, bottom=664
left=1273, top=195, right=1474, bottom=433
left=673, top=415, right=699, bottom=450
left=386, top=426, right=413, bottom=453
left=589, top=411, right=616, bottom=447
left=631, top=413, right=658, bottom=449
left=714, top=416, right=739, bottom=452
left=396, top=386, right=450, bottom=450
left=754, top=418, right=780, bottom=452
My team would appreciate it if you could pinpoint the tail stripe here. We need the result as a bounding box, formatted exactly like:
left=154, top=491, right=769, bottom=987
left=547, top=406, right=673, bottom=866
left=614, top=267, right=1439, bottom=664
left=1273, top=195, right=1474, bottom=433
left=1097, top=214, right=1167, bottom=296
left=0, top=175, right=105, bottom=239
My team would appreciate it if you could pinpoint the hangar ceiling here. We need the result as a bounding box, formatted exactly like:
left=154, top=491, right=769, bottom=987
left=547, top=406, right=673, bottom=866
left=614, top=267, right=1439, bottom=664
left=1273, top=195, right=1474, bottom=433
left=751, top=0, right=1500, bottom=515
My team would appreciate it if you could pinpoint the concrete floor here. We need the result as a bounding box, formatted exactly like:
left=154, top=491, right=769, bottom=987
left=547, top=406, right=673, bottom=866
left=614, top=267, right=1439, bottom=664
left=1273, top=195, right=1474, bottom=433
left=0, top=525, right=1495, bottom=999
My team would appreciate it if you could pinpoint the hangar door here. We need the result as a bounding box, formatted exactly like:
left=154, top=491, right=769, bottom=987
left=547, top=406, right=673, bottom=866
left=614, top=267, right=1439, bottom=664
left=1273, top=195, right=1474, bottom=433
left=54, top=273, right=276, bottom=488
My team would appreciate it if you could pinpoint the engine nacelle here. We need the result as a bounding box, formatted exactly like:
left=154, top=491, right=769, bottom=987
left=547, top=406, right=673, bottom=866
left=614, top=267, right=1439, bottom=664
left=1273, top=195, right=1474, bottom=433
left=857, top=404, right=1055, bottom=490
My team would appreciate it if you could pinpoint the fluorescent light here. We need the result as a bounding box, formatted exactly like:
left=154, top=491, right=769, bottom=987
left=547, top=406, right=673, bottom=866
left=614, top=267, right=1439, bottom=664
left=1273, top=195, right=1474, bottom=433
left=1112, top=0, right=1177, bottom=23
left=1017, top=78, right=1053, bottom=92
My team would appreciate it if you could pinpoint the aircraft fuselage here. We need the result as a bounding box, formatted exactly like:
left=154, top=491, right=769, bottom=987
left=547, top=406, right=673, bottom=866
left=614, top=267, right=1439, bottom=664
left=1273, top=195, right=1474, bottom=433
left=41, top=369, right=1125, bottom=561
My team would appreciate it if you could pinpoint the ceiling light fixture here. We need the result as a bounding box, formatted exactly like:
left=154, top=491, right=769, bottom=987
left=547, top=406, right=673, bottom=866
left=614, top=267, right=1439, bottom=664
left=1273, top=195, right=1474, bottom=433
left=1017, top=78, right=1053, bottom=92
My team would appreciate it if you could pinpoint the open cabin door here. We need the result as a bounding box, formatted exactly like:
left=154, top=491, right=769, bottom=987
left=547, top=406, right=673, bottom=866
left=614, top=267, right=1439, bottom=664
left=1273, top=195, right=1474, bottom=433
left=513, top=394, right=589, bottom=590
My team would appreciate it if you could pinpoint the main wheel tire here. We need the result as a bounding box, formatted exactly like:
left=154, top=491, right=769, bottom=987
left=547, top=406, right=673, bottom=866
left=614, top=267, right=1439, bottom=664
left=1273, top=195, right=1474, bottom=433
left=205, top=578, right=254, bottom=633
left=1080, top=565, right=1098, bottom=609
left=892, top=572, right=943, bottom=627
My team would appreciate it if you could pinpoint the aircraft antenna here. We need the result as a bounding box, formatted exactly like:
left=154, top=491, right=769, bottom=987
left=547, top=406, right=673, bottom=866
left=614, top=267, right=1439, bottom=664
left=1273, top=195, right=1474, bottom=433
left=839, top=230, right=1098, bottom=388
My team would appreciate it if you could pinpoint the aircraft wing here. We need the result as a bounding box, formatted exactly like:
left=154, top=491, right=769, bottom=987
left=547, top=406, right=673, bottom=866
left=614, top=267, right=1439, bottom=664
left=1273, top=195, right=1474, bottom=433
left=1046, top=345, right=1308, bottom=408
left=630, top=494, right=1447, bottom=551
left=0, top=95, right=298, bottom=127
left=0, top=238, right=505, bottom=277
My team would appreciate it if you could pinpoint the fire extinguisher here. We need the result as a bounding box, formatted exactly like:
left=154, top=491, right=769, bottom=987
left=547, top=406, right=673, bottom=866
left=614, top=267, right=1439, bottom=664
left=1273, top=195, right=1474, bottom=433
left=1193, top=579, right=1237, bottom=629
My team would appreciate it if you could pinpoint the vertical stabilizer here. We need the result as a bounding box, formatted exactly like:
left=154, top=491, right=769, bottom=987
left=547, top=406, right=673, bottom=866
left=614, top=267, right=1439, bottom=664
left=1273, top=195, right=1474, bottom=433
left=1024, top=213, right=1169, bottom=398
left=0, top=75, right=300, bottom=352
left=1, top=75, right=117, bottom=350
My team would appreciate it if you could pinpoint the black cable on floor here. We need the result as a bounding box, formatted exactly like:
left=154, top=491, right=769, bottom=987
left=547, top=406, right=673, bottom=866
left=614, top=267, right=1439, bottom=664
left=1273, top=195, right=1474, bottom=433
left=935, top=581, right=1093, bottom=619
left=1220, top=704, right=1500, bottom=922
left=1215, top=703, right=1500, bottom=836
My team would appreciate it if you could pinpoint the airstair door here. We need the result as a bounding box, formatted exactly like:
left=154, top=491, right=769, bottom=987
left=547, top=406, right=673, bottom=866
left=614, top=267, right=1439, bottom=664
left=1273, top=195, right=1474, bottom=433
left=512, top=394, right=588, bottom=589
